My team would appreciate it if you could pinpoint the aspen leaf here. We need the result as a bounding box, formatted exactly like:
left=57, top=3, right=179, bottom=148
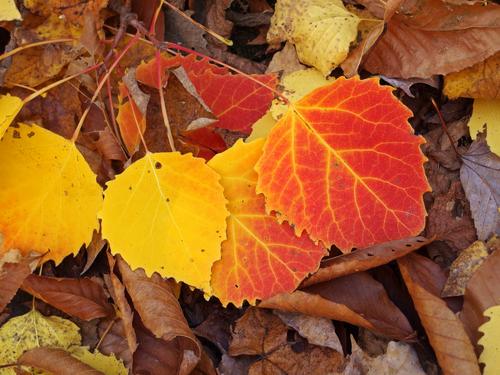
left=208, top=139, right=325, bottom=306
left=468, top=99, right=500, bottom=156
left=0, top=95, right=23, bottom=138
left=0, top=124, right=102, bottom=264
left=256, top=77, right=430, bottom=251
left=478, top=305, right=500, bottom=375
left=101, top=152, right=228, bottom=293
left=0, top=0, right=21, bottom=21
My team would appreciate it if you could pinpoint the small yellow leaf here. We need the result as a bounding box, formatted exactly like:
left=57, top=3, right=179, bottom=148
left=70, top=347, right=128, bottom=375
left=101, top=152, right=228, bottom=293
left=478, top=305, right=500, bottom=375
left=0, top=0, right=21, bottom=21
left=468, top=99, right=500, bottom=156
left=0, top=123, right=102, bottom=264
left=246, top=112, right=276, bottom=142
left=268, top=0, right=359, bottom=76
left=0, top=94, right=23, bottom=138
left=0, top=310, right=81, bottom=374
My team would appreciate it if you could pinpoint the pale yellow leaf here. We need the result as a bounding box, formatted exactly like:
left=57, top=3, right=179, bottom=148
left=478, top=305, right=500, bottom=375
left=70, top=347, right=128, bottom=375
left=246, top=112, right=275, bottom=142
left=0, top=0, right=21, bottom=21
left=101, top=152, right=228, bottom=293
left=0, top=95, right=23, bottom=138
left=0, top=123, right=102, bottom=264
left=267, top=0, right=360, bottom=76
left=468, top=99, right=500, bottom=156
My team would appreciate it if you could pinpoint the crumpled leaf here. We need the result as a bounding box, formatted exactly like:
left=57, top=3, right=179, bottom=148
left=208, top=139, right=325, bottom=306
left=267, top=0, right=360, bottom=76
left=0, top=95, right=23, bottom=139
left=0, top=0, right=21, bottom=20
left=256, top=77, right=429, bottom=251
left=18, top=348, right=103, bottom=375
left=0, top=310, right=81, bottom=374
left=20, top=274, right=114, bottom=321
left=398, top=254, right=480, bottom=374
left=100, top=152, right=228, bottom=292
left=444, top=52, right=500, bottom=99
left=467, top=99, right=500, bottom=156
left=460, top=135, right=500, bottom=240
left=0, top=123, right=102, bottom=265
left=442, top=241, right=489, bottom=297
left=478, top=305, right=500, bottom=375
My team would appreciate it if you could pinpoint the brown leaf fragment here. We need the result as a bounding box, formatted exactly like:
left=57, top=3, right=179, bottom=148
left=461, top=247, right=500, bottom=348
left=442, top=241, right=489, bottom=297
left=266, top=42, right=306, bottom=76
left=82, top=231, right=107, bottom=274
left=17, top=347, right=103, bottom=375
left=302, top=236, right=432, bottom=287
left=98, top=319, right=134, bottom=369
left=398, top=254, right=480, bottom=375
left=261, top=272, right=414, bottom=340
left=21, top=275, right=114, bottom=321
left=460, top=135, right=500, bottom=241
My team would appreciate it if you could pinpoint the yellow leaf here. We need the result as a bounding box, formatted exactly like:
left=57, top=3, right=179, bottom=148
left=0, top=123, right=102, bottom=264
left=478, top=305, right=500, bottom=375
left=267, top=0, right=359, bottom=76
left=0, top=95, right=23, bottom=139
left=70, top=347, right=128, bottom=375
left=0, top=310, right=81, bottom=374
left=468, top=99, right=500, bottom=156
left=246, top=112, right=276, bottom=142
left=101, top=152, right=228, bottom=293
left=0, top=0, right=21, bottom=21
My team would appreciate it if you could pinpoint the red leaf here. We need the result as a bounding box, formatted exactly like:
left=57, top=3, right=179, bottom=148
left=256, top=77, right=430, bottom=251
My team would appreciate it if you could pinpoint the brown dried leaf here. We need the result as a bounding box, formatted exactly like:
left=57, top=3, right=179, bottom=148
left=398, top=254, right=480, bottom=374
left=21, top=275, right=114, bottom=321
left=460, top=135, right=500, bottom=241
left=302, top=236, right=432, bottom=287
left=98, top=319, right=134, bottom=368
left=266, top=42, right=306, bottom=76
left=17, top=347, right=103, bottom=375
left=261, top=272, right=414, bottom=340
left=82, top=230, right=107, bottom=274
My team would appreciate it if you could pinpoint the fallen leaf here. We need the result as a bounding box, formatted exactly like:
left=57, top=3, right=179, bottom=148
left=0, top=0, right=21, bottom=21
left=267, top=0, right=360, bottom=76
left=261, top=272, right=414, bottom=339
left=444, top=52, right=500, bottom=99
left=256, top=77, right=429, bottom=251
left=380, top=76, right=440, bottom=98
left=478, top=305, right=500, bottom=375
left=208, top=139, right=325, bottom=306
left=442, top=241, right=489, bottom=297
left=398, top=254, right=480, bottom=375
left=0, top=250, right=37, bottom=312
left=20, top=274, right=114, bottom=321
left=100, top=152, right=228, bottom=292
left=23, top=0, right=107, bottom=26
left=70, top=346, right=128, bottom=375
left=266, top=42, right=306, bottom=76
left=302, top=236, right=432, bottom=287
left=460, top=135, right=500, bottom=240
left=245, top=111, right=275, bottom=142
left=0, top=94, right=23, bottom=138
left=81, top=231, right=107, bottom=274
left=0, top=123, right=102, bottom=264
left=97, top=319, right=135, bottom=369
left=467, top=99, right=500, bottom=156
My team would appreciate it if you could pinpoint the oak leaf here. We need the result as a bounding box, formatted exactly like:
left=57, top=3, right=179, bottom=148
left=256, top=77, right=429, bottom=251
left=208, top=139, right=326, bottom=306
left=478, top=305, right=500, bottom=375
left=0, top=124, right=102, bottom=264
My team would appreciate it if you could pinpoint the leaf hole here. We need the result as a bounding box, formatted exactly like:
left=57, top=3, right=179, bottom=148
left=155, top=161, right=162, bottom=169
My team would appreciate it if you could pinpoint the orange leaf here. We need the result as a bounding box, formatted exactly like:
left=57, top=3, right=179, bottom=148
left=256, top=77, right=429, bottom=251
left=208, top=139, right=325, bottom=306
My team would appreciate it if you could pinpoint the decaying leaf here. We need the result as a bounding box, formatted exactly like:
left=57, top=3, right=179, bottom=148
left=267, top=0, right=360, bottom=76
left=101, top=152, right=228, bottom=292
left=478, top=305, right=500, bottom=375
left=256, top=77, right=429, bottom=251
left=0, top=0, right=21, bottom=20
left=266, top=42, right=306, bottom=76
left=460, top=135, right=500, bottom=241
left=0, top=94, right=23, bottom=138
left=0, top=250, right=37, bottom=312
left=208, top=139, right=325, bottom=306
left=0, top=123, right=102, bottom=264
left=467, top=99, right=500, bottom=156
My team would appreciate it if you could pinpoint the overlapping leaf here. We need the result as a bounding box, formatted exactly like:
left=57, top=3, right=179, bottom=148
left=256, top=77, right=429, bottom=251
left=478, top=305, right=500, bottom=375
left=0, top=123, right=102, bottom=264
left=208, top=139, right=326, bottom=306
left=0, top=94, right=23, bottom=138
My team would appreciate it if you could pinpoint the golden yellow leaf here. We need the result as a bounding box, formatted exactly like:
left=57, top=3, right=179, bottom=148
left=0, top=94, right=23, bottom=138
left=468, top=99, right=500, bottom=156
left=0, top=123, right=102, bottom=264
left=101, top=152, right=228, bottom=293
left=0, top=310, right=81, bottom=374
left=0, top=0, right=21, bottom=21
left=267, top=0, right=359, bottom=76
left=478, top=305, right=500, bottom=375
left=70, top=347, right=128, bottom=375
left=246, top=112, right=276, bottom=142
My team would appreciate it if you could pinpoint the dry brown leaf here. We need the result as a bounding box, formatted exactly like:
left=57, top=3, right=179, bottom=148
left=362, top=0, right=500, bottom=78
left=442, top=241, right=489, bottom=297
left=302, top=236, right=432, bottom=287
left=82, top=230, right=107, bottom=274
left=461, top=247, right=500, bottom=348
left=444, top=52, right=500, bottom=99
left=17, top=347, right=103, bottom=375
left=21, top=274, right=114, bottom=321
left=398, top=254, right=480, bottom=374
left=266, top=42, right=306, bottom=76
left=261, top=272, right=414, bottom=340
